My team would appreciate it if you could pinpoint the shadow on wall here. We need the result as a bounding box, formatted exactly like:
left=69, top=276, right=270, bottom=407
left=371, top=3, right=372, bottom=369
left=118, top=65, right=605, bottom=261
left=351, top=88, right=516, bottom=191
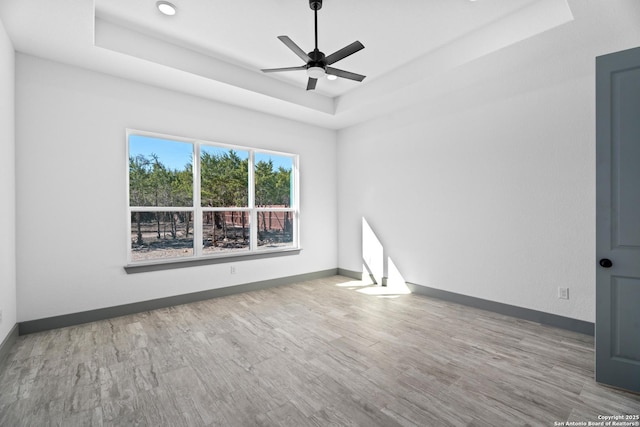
left=360, top=217, right=410, bottom=296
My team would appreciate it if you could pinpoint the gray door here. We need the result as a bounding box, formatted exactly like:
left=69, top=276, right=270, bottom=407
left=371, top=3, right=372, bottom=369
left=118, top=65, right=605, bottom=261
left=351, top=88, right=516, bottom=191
left=596, top=46, right=640, bottom=393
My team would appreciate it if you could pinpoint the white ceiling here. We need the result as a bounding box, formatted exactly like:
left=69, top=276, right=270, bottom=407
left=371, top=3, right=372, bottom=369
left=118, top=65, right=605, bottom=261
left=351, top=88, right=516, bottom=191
left=0, top=0, right=574, bottom=129
left=95, top=0, right=540, bottom=96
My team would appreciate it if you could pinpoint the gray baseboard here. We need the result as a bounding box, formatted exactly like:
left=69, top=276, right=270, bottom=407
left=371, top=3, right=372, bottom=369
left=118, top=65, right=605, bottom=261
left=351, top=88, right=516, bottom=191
left=337, top=268, right=362, bottom=280
left=19, top=268, right=338, bottom=335
left=407, top=282, right=594, bottom=336
left=0, top=324, right=19, bottom=367
left=17, top=269, right=595, bottom=337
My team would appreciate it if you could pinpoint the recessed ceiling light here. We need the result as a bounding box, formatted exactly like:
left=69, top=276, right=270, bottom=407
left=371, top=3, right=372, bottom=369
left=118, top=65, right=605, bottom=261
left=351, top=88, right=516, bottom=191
left=326, top=74, right=338, bottom=81
left=157, top=1, right=176, bottom=16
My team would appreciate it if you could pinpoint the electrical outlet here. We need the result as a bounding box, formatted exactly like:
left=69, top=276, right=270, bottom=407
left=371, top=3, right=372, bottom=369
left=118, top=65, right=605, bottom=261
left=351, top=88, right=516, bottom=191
left=558, top=287, right=569, bottom=300
left=230, top=265, right=237, bottom=275
left=0, top=309, right=3, bottom=322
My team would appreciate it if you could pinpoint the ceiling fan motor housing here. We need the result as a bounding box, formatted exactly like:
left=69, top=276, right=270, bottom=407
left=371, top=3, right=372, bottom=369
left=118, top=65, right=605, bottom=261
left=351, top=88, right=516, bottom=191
left=308, top=49, right=326, bottom=69
left=309, top=0, right=323, bottom=10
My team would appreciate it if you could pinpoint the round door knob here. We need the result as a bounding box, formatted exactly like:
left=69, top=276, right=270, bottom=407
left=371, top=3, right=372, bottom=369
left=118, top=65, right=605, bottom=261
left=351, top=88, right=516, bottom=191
left=599, top=258, right=613, bottom=268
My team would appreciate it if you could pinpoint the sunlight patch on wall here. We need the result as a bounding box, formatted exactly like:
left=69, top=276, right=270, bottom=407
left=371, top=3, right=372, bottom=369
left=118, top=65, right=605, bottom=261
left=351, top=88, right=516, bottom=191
left=362, top=217, right=384, bottom=284
left=387, top=257, right=410, bottom=293
left=359, top=217, right=410, bottom=297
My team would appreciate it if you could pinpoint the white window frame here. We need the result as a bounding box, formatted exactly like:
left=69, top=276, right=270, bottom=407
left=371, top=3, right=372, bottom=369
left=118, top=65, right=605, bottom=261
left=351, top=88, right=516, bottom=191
left=126, top=129, right=300, bottom=266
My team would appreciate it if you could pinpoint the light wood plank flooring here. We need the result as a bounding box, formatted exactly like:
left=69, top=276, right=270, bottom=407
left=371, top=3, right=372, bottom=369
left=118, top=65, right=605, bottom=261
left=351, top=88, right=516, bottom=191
left=1, top=275, right=639, bottom=426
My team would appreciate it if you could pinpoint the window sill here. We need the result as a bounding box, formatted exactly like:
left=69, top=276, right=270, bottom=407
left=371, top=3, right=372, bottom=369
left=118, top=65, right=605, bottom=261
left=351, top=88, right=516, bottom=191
left=124, top=247, right=301, bottom=274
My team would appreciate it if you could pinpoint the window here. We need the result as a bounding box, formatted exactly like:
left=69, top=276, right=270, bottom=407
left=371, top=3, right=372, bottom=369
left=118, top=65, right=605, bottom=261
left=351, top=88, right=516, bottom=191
left=127, top=131, right=298, bottom=264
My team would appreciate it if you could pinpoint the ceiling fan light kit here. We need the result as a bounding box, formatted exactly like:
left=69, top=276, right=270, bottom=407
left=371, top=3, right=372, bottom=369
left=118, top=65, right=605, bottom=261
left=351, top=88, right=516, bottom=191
left=307, top=66, right=325, bottom=79
left=261, top=0, right=366, bottom=91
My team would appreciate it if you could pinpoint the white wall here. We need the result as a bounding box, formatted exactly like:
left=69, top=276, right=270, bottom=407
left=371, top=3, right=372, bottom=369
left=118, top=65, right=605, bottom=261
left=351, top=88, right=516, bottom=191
left=15, top=54, right=337, bottom=322
left=337, top=0, right=640, bottom=323
left=0, top=18, right=16, bottom=342
left=0, top=18, right=16, bottom=343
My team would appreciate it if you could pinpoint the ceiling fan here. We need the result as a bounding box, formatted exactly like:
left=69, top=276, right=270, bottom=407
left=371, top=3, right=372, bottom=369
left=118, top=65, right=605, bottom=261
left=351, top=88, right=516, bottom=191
left=261, top=0, right=366, bottom=91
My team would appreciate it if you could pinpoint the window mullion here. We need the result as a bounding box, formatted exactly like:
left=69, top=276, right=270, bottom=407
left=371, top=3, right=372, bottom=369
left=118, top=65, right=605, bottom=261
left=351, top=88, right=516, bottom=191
left=294, top=155, right=300, bottom=248
left=193, top=142, right=202, bottom=257
left=130, top=206, right=193, bottom=212
left=249, top=150, right=257, bottom=251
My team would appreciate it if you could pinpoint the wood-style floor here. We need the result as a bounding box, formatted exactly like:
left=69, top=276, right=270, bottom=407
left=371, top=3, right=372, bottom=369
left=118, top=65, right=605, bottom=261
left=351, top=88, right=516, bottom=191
left=1, top=276, right=639, bottom=426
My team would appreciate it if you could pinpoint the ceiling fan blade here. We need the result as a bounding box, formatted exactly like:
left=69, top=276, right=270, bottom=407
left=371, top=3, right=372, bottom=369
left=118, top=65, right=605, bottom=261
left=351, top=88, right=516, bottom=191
left=278, top=36, right=311, bottom=62
left=325, top=41, right=364, bottom=65
left=306, top=78, right=318, bottom=91
left=261, top=66, right=307, bottom=73
left=326, top=67, right=366, bottom=82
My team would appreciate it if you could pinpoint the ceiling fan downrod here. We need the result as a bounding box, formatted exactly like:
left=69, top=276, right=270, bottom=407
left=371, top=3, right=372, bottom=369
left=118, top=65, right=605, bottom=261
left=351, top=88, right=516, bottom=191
left=310, top=0, right=322, bottom=51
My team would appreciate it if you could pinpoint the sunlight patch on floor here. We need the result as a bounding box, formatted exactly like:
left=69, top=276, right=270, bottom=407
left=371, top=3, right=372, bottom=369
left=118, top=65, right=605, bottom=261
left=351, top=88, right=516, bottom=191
left=334, top=280, right=372, bottom=289
left=335, top=281, right=409, bottom=298
left=335, top=278, right=410, bottom=298
left=336, top=279, right=410, bottom=302
left=358, top=251, right=411, bottom=297
left=356, top=280, right=410, bottom=297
